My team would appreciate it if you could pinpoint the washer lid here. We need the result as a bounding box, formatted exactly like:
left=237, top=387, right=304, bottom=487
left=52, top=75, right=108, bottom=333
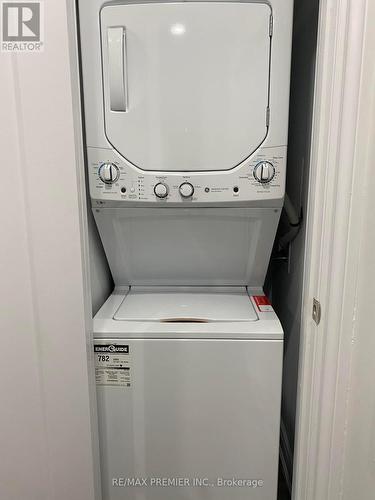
left=114, top=288, right=258, bottom=322
left=100, top=2, right=271, bottom=172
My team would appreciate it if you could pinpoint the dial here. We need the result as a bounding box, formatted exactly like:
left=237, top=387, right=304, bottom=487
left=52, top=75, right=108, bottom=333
left=253, top=161, right=275, bottom=183
left=98, top=163, right=120, bottom=184
left=179, top=182, right=194, bottom=198
left=154, top=182, right=169, bottom=199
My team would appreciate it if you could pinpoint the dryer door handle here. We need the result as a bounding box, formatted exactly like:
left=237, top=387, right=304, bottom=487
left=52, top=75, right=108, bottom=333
left=107, top=26, right=128, bottom=112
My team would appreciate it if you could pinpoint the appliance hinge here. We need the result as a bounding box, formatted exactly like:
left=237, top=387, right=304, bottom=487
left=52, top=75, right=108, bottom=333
left=266, top=106, right=270, bottom=127
left=312, top=298, right=321, bottom=325
left=269, top=14, right=273, bottom=37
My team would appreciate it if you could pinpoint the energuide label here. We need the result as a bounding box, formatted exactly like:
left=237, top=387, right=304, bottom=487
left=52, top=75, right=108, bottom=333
left=94, top=343, right=131, bottom=387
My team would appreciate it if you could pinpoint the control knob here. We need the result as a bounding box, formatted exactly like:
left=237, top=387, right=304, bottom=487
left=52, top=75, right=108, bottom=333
left=154, top=182, right=169, bottom=199
left=179, top=182, right=194, bottom=198
left=98, top=163, right=120, bottom=184
left=253, top=161, right=275, bottom=183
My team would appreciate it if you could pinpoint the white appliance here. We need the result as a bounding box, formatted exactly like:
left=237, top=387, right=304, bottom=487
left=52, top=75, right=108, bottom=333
left=78, top=0, right=293, bottom=499
left=94, top=287, right=283, bottom=500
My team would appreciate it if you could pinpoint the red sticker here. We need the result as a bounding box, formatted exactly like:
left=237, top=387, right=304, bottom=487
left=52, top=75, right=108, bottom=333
left=253, top=295, right=273, bottom=312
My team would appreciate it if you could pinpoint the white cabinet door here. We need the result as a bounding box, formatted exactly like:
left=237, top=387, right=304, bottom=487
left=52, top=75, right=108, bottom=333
left=101, top=2, right=271, bottom=172
left=96, top=338, right=282, bottom=500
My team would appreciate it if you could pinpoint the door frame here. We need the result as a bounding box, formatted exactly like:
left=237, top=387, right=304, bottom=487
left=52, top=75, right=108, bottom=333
left=292, top=0, right=370, bottom=498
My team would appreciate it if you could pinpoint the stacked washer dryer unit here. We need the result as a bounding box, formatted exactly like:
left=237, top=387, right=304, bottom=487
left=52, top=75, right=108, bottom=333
left=78, top=1, right=293, bottom=499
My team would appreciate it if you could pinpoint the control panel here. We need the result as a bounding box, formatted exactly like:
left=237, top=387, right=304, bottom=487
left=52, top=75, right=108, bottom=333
left=88, top=145, right=286, bottom=204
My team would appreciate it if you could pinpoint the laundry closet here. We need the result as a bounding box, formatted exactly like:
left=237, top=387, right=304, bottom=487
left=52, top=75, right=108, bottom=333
left=77, top=0, right=320, bottom=499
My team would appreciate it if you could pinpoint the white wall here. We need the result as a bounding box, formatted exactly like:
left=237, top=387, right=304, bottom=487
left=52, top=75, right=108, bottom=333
left=341, top=1, right=375, bottom=496
left=0, top=1, right=100, bottom=499
left=342, top=115, right=375, bottom=498
left=0, top=55, right=50, bottom=500
left=291, top=0, right=375, bottom=496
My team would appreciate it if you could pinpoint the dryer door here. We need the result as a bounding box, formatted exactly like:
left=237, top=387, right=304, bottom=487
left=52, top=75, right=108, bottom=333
left=100, top=2, right=271, bottom=172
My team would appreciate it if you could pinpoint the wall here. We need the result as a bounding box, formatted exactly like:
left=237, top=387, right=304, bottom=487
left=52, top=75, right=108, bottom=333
left=270, top=0, right=320, bottom=477
left=0, top=55, right=50, bottom=500
left=77, top=31, right=113, bottom=315
left=288, top=0, right=374, bottom=496
left=0, top=1, right=100, bottom=499
left=340, top=1, right=375, bottom=496
left=342, top=106, right=375, bottom=498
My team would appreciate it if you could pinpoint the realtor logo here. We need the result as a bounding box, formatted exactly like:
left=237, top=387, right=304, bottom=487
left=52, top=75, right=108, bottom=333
left=1, top=1, right=44, bottom=51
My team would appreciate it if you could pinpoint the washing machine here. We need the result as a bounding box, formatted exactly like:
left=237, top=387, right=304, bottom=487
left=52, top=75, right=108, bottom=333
left=94, top=287, right=283, bottom=500
left=77, top=0, right=293, bottom=499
